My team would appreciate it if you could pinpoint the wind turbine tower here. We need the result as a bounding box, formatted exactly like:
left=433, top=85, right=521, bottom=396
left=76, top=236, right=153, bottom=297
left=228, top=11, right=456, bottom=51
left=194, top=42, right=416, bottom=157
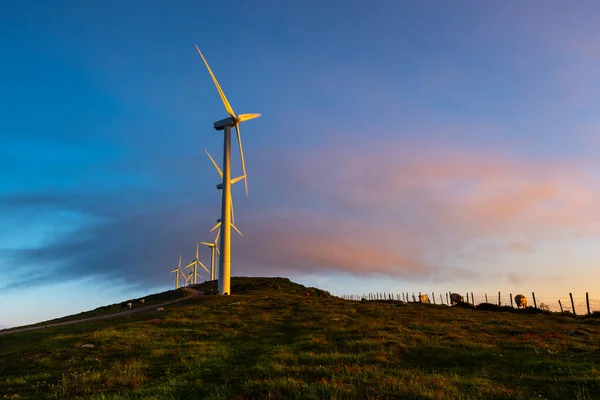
left=196, top=45, right=260, bottom=295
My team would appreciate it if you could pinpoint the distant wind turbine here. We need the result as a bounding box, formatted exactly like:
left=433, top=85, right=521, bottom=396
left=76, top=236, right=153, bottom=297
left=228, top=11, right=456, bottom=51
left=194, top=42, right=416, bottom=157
left=170, top=254, right=184, bottom=289
left=196, top=45, right=260, bottom=295
left=185, top=242, right=210, bottom=285
left=200, top=228, right=220, bottom=281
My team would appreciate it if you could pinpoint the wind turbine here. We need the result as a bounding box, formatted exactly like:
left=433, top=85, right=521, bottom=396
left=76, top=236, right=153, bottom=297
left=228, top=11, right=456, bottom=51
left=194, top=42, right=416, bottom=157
left=185, top=242, right=210, bottom=284
left=200, top=228, right=220, bottom=281
left=196, top=44, right=260, bottom=295
left=170, top=254, right=184, bottom=289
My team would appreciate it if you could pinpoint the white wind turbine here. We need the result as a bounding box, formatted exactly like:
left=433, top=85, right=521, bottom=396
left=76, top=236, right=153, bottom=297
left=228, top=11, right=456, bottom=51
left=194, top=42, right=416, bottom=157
left=170, top=254, right=184, bottom=289
left=196, top=45, right=260, bottom=295
left=200, top=228, right=220, bottom=281
left=185, top=242, right=210, bottom=285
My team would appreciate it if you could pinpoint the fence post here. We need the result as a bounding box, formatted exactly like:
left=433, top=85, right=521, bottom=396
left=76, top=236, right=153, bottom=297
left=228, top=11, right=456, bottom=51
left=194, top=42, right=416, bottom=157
left=440, top=293, right=443, bottom=304
left=586, top=292, right=591, bottom=316
left=532, top=292, right=537, bottom=309
left=446, top=293, right=449, bottom=305
left=570, top=293, right=576, bottom=315
left=432, top=292, right=436, bottom=304
left=510, top=293, right=513, bottom=308
left=485, top=293, right=488, bottom=303
left=498, top=291, right=501, bottom=306
left=558, top=299, right=564, bottom=313
left=412, top=293, right=416, bottom=302
left=471, top=292, right=474, bottom=305
left=466, top=292, right=470, bottom=303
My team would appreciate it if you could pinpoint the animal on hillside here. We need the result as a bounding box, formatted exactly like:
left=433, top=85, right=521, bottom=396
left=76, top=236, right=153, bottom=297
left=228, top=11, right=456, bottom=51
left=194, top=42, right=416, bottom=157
left=139, top=299, right=145, bottom=304
left=515, top=294, right=527, bottom=309
left=304, top=292, right=311, bottom=297
left=450, top=293, right=464, bottom=306
left=419, top=294, right=429, bottom=304
left=127, top=302, right=132, bottom=309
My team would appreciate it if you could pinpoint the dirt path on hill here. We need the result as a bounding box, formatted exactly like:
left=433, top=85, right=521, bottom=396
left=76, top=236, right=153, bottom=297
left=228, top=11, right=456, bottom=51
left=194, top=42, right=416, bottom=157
left=0, top=287, right=203, bottom=337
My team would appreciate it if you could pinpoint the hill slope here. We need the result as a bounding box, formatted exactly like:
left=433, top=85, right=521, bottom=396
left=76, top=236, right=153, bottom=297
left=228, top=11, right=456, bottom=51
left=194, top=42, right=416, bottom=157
left=1, top=277, right=599, bottom=400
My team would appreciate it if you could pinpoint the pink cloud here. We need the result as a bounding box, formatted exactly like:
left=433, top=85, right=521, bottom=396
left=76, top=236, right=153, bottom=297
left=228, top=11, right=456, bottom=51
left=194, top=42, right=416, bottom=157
left=234, top=139, right=600, bottom=279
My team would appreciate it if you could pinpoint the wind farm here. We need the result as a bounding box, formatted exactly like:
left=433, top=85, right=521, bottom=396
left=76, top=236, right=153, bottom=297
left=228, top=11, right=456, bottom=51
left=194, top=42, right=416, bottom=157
left=169, top=46, right=258, bottom=294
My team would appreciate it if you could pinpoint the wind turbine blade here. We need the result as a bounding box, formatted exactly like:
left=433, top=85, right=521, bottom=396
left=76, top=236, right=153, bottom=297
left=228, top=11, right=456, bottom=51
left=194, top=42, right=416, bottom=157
left=198, top=260, right=210, bottom=274
left=205, top=149, right=223, bottom=178
left=231, top=197, right=236, bottom=225
left=196, top=242, right=199, bottom=260
left=185, top=261, right=196, bottom=269
left=235, top=122, right=249, bottom=196
left=171, top=269, right=179, bottom=273
left=237, top=113, right=261, bottom=123
left=179, top=254, right=182, bottom=268
left=231, top=175, right=245, bottom=184
left=232, top=223, right=244, bottom=237
left=210, top=221, right=221, bottom=232
left=215, top=227, right=221, bottom=246
left=200, top=241, right=213, bottom=247
left=195, top=45, right=236, bottom=119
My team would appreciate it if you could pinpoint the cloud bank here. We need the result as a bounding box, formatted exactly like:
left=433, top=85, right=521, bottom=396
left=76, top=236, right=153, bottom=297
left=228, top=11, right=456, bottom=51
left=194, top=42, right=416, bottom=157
left=3, top=138, right=600, bottom=292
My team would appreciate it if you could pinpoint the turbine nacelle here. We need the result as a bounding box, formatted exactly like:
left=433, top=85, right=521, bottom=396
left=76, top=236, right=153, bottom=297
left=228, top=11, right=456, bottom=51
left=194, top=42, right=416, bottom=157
left=213, top=117, right=235, bottom=130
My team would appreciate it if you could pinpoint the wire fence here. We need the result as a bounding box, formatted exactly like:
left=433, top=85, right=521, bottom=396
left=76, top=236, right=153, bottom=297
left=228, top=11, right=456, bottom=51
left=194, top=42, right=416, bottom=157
left=339, top=291, right=600, bottom=315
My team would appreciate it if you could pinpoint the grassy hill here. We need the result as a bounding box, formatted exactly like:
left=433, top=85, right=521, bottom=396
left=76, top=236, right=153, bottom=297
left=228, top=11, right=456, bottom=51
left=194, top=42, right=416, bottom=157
left=1, top=277, right=599, bottom=399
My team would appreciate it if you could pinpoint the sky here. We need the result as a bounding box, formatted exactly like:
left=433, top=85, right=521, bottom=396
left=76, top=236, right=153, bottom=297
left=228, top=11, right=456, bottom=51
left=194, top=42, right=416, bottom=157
left=2, top=0, right=600, bottom=327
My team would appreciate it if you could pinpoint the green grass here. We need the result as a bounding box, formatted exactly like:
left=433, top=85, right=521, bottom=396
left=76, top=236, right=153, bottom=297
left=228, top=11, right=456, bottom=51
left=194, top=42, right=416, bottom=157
left=1, top=277, right=599, bottom=399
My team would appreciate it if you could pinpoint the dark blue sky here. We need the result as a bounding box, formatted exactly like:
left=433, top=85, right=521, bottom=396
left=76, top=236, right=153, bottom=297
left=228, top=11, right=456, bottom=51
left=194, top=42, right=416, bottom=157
left=2, top=1, right=600, bottom=326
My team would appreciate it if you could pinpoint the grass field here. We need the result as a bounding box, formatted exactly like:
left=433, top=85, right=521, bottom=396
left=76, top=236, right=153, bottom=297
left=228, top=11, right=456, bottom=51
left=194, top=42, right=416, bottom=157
left=1, top=277, right=599, bottom=399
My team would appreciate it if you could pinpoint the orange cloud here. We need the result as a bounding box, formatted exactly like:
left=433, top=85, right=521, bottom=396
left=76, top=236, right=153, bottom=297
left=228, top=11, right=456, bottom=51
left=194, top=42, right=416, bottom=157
left=236, top=140, right=600, bottom=279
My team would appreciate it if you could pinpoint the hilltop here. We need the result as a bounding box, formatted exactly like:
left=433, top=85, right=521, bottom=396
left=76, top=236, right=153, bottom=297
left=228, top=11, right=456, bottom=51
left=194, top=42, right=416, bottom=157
left=1, top=277, right=599, bottom=399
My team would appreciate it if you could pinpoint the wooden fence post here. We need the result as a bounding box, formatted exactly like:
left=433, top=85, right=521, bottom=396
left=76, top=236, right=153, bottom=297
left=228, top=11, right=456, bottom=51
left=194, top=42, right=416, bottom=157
left=510, top=293, right=513, bottom=308
left=570, top=293, right=576, bottom=315
left=471, top=292, right=474, bottom=305
left=446, top=293, right=449, bottom=305
left=532, top=292, right=537, bottom=309
left=466, top=292, right=470, bottom=303
left=440, top=293, right=443, bottom=304
left=432, top=292, right=436, bottom=304
left=586, top=292, right=591, bottom=316
left=498, top=291, right=501, bottom=306
left=485, top=293, right=488, bottom=303
left=558, top=299, right=564, bottom=313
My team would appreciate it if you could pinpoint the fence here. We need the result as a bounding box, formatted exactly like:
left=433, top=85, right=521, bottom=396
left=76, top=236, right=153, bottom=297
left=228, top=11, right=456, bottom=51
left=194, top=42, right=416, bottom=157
left=339, top=291, right=600, bottom=315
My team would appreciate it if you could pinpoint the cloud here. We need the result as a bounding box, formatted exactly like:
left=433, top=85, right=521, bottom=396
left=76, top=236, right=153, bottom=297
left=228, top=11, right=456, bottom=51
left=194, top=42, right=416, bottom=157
left=3, top=137, right=600, bottom=292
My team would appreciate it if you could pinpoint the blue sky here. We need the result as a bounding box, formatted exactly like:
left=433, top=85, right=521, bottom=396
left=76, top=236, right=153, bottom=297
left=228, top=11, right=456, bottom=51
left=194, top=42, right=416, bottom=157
left=2, top=1, right=600, bottom=327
